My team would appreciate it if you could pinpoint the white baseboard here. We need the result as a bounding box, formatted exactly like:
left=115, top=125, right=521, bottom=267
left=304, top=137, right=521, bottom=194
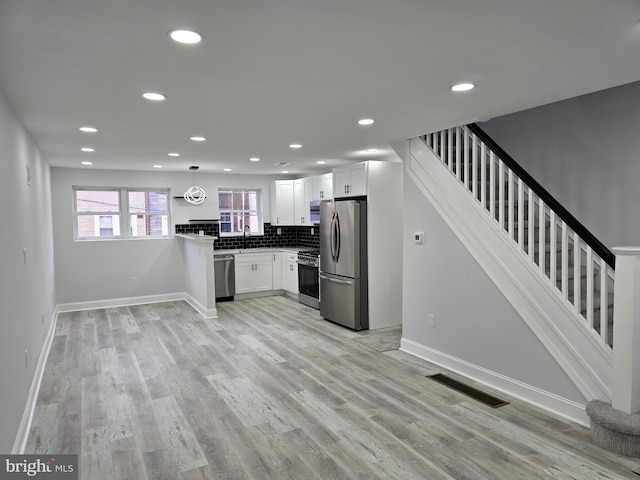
left=56, top=292, right=186, bottom=313
left=401, top=338, right=589, bottom=427
left=184, top=293, right=218, bottom=319
left=12, top=311, right=58, bottom=454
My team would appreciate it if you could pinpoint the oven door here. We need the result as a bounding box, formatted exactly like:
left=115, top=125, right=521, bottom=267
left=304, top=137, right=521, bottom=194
left=297, top=262, right=319, bottom=308
left=298, top=263, right=319, bottom=298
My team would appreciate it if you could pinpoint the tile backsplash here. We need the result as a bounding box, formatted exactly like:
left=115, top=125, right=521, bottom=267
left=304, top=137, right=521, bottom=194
left=175, top=222, right=320, bottom=251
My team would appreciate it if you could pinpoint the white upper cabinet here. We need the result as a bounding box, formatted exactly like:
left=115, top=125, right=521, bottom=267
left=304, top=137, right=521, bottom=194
left=333, top=162, right=367, bottom=198
left=294, top=178, right=314, bottom=225
left=270, top=180, right=295, bottom=225
left=311, top=173, right=333, bottom=200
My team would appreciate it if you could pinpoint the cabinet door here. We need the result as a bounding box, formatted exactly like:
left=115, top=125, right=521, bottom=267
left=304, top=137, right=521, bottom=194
left=272, top=252, right=283, bottom=289
left=234, top=262, right=255, bottom=294
left=333, top=168, right=350, bottom=198
left=271, top=180, right=295, bottom=225
left=284, top=261, right=298, bottom=293
left=311, top=175, right=323, bottom=201
left=321, top=173, right=333, bottom=199
left=348, top=163, right=367, bottom=196
left=294, top=179, right=307, bottom=225
left=253, top=259, right=273, bottom=291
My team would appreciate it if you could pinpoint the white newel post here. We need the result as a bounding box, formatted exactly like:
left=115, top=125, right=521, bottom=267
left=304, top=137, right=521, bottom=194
left=611, top=247, right=640, bottom=414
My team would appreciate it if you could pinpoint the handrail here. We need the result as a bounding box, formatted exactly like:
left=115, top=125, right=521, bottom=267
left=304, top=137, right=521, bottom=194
left=467, top=123, right=615, bottom=269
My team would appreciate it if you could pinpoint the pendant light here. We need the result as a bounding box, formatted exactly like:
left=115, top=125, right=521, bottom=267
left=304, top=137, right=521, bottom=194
left=184, top=165, right=206, bottom=204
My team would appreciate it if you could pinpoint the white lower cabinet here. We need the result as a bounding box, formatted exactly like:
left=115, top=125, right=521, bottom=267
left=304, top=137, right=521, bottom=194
left=234, top=253, right=273, bottom=294
left=272, top=252, right=283, bottom=289
left=283, top=253, right=298, bottom=294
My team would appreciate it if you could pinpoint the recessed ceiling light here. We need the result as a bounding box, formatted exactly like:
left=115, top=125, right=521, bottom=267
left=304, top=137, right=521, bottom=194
left=289, top=143, right=302, bottom=149
left=79, top=126, right=97, bottom=133
left=153, top=165, right=163, bottom=168
left=81, top=147, right=95, bottom=152
left=249, top=157, right=260, bottom=162
left=169, top=29, right=203, bottom=45
left=142, top=92, right=166, bottom=101
left=81, top=161, right=93, bottom=165
left=317, top=161, right=326, bottom=164
left=190, top=136, right=206, bottom=142
left=451, top=83, right=475, bottom=92
left=282, top=170, right=289, bottom=174
left=223, top=168, right=232, bottom=172
left=358, top=118, right=375, bottom=126
left=168, top=152, right=180, bottom=157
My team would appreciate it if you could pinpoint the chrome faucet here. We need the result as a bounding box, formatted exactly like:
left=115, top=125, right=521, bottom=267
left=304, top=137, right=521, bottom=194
left=243, top=225, right=250, bottom=249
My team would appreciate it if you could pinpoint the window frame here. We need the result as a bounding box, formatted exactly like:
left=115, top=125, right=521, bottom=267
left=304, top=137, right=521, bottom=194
left=73, top=186, right=172, bottom=241
left=218, top=188, right=263, bottom=237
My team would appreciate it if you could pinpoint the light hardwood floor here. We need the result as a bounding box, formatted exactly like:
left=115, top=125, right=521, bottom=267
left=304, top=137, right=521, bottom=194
left=26, top=296, right=639, bottom=479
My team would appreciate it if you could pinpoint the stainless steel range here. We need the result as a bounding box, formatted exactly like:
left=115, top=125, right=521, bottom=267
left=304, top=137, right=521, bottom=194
left=296, top=249, right=320, bottom=309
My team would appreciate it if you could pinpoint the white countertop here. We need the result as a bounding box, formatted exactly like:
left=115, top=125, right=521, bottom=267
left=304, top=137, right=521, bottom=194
left=214, top=247, right=307, bottom=255
left=175, top=233, right=217, bottom=243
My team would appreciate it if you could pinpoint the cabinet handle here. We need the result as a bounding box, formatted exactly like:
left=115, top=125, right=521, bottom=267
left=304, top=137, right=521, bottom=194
left=301, top=216, right=304, bottom=223
left=320, top=190, right=324, bottom=198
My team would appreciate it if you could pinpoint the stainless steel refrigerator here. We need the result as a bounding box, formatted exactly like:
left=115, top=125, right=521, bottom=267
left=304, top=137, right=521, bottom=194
left=319, top=199, right=368, bottom=330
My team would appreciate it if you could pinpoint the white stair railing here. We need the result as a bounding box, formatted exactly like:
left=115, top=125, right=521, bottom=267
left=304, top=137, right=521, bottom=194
left=423, top=125, right=615, bottom=351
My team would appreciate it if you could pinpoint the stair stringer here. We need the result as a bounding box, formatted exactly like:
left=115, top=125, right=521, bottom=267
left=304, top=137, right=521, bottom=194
left=401, top=137, right=612, bottom=403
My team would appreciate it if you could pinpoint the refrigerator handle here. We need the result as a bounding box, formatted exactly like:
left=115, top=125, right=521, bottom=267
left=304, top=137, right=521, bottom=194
left=334, top=211, right=341, bottom=262
left=320, top=274, right=354, bottom=285
left=330, top=212, right=336, bottom=262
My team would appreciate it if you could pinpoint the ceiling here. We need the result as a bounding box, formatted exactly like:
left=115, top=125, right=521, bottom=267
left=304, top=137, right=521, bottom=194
left=1, top=0, right=640, bottom=175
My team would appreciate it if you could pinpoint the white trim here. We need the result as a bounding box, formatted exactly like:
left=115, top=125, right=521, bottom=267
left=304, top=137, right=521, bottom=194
left=12, top=311, right=58, bottom=454
left=56, top=292, right=186, bottom=313
left=184, top=293, right=218, bottom=319
left=401, top=338, right=589, bottom=427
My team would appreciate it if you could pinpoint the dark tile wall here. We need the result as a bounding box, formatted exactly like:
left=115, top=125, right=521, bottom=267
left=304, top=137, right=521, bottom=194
left=175, top=222, right=320, bottom=251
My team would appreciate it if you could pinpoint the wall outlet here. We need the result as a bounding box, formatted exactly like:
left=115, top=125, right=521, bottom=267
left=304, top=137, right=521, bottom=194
left=277, top=228, right=282, bottom=235
left=311, top=227, right=315, bottom=236
left=131, top=276, right=138, bottom=285
left=427, top=314, right=435, bottom=328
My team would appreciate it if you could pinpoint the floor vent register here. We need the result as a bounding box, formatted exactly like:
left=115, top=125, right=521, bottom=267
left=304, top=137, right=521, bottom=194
left=427, top=373, right=509, bottom=408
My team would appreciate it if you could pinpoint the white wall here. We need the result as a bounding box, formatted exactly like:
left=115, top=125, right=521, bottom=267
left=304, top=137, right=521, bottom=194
left=51, top=168, right=283, bottom=305
left=402, top=173, right=586, bottom=403
left=0, top=91, right=56, bottom=452
left=481, top=80, right=640, bottom=248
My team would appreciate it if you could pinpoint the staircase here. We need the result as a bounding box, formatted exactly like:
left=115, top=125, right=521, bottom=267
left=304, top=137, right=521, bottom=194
left=423, top=125, right=615, bottom=349
left=400, top=125, right=616, bottom=405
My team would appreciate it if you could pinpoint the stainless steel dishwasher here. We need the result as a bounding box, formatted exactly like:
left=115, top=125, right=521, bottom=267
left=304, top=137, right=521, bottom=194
left=214, top=254, right=235, bottom=301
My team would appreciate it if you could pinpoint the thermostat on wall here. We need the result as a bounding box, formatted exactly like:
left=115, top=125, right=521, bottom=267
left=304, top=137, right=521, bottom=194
left=414, top=232, right=424, bottom=244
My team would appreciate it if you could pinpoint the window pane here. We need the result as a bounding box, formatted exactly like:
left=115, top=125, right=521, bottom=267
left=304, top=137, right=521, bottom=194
left=130, top=214, right=169, bottom=237
left=232, top=192, right=244, bottom=210
left=129, top=191, right=168, bottom=213
left=76, top=190, right=119, bottom=213
left=76, top=214, right=120, bottom=238
left=219, top=191, right=232, bottom=210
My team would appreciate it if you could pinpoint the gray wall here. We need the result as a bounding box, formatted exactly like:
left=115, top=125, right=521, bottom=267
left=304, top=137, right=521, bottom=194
left=481, top=80, right=640, bottom=248
left=0, top=91, right=56, bottom=452
left=51, top=168, right=284, bottom=305
left=402, top=173, right=586, bottom=403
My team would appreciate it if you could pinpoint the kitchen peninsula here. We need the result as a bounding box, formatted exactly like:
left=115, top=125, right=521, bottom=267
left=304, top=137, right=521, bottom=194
left=176, top=234, right=218, bottom=319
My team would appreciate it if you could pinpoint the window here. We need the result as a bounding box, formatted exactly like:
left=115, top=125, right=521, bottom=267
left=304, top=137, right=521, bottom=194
left=73, top=187, right=170, bottom=240
left=218, top=189, right=262, bottom=236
